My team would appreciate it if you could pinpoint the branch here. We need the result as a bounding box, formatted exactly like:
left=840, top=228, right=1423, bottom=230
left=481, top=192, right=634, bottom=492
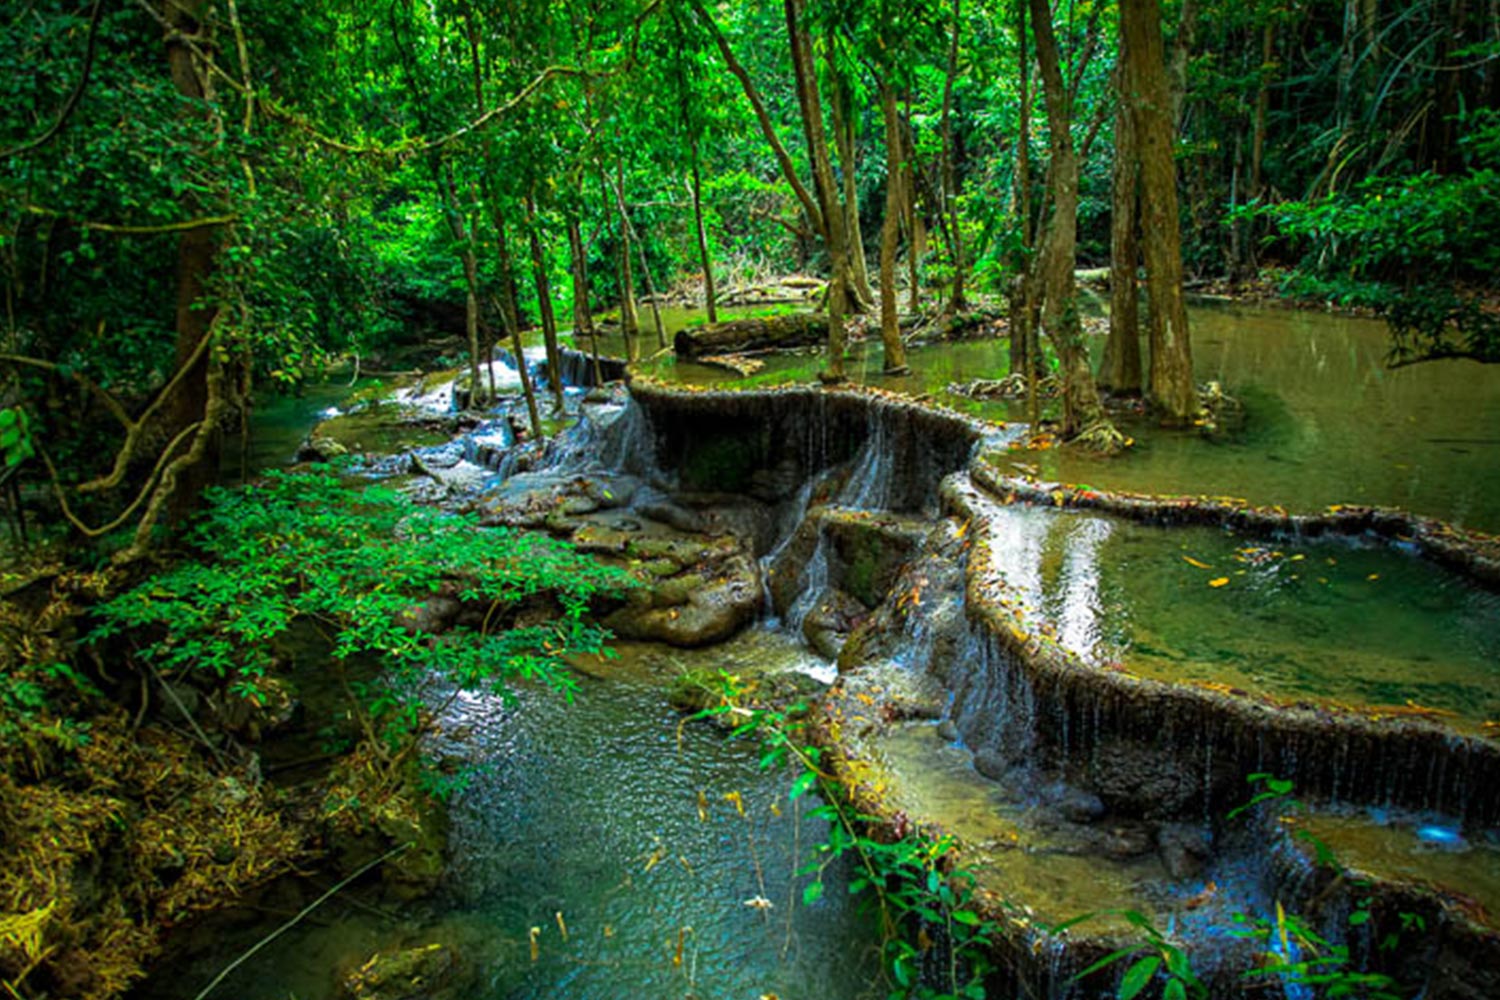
left=688, top=0, right=825, bottom=237
left=24, top=204, right=238, bottom=234
left=749, top=207, right=812, bottom=239
left=1079, top=90, right=1113, bottom=162
left=0, top=0, right=106, bottom=160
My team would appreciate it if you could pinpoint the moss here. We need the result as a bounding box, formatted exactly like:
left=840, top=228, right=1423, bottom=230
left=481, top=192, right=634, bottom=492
left=678, top=431, right=765, bottom=493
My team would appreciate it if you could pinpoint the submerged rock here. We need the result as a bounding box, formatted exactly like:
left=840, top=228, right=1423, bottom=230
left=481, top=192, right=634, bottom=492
left=341, top=942, right=469, bottom=1000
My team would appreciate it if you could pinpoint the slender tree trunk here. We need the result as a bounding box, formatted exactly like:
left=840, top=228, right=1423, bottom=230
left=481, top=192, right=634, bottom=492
left=689, top=0, right=822, bottom=234
left=877, top=80, right=909, bottom=374
left=1169, top=0, right=1198, bottom=127
left=610, top=166, right=641, bottom=365
left=494, top=219, right=541, bottom=438
left=1028, top=0, right=1118, bottom=445
left=690, top=140, right=718, bottom=324
left=566, top=211, right=602, bottom=385
left=438, top=167, right=485, bottom=409
left=1011, top=0, right=1037, bottom=417
left=165, top=0, right=220, bottom=516
left=524, top=194, right=564, bottom=410
left=609, top=162, right=666, bottom=349
left=940, top=0, right=968, bottom=313
left=567, top=214, right=593, bottom=338
left=1102, top=62, right=1143, bottom=395
left=1122, top=0, right=1196, bottom=424
left=831, top=68, right=875, bottom=309
left=785, top=0, right=850, bottom=381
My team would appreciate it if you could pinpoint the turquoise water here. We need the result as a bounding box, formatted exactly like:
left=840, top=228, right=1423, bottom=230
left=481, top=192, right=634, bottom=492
left=635, top=302, right=1500, bottom=532
left=144, top=631, right=882, bottom=1000
left=978, top=504, right=1500, bottom=728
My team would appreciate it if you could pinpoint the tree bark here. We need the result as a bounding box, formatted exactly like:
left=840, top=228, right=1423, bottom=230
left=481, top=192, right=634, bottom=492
left=689, top=139, right=718, bottom=324
left=1014, top=0, right=1038, bottom=425
left=437, top=165, right=485, bottom=409
left=1102, top=60, right=1143, bottom=395
left=1122, top=0, right=1196, bottom=424
left=785, top=0, right=850, bottom=381
left=940, top=0, right=968, bottom=313
left=830, top=66, right=875, bottom=310
left=1028, top=0, right=1117, bottom=445
left=878, top=80, right=909, bottom=374
left=164, top=0, right=221, bottom=518
left=494, top=219, right=541, bottom=438
left=524, top=194, right=564, bottom=410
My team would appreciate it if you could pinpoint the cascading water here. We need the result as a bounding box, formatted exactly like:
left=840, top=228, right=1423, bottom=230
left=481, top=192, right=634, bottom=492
left=783, top=526, right=830, bottom=639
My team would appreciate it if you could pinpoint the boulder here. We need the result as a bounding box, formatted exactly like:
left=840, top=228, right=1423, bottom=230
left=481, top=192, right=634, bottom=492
left=604, top=553, right=761, bottom=647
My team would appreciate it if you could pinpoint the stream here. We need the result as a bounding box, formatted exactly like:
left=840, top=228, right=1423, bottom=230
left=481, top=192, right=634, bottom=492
left=149, top=298, right=1500, bottom=999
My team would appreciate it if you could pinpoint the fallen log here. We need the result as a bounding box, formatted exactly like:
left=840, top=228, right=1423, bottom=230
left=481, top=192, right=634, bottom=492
left=673, top=311, right=824, bottom=358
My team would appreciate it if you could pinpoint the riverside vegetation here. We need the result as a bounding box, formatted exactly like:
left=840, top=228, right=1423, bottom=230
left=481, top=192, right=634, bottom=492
left=3, top=0, right=1499, bottom=998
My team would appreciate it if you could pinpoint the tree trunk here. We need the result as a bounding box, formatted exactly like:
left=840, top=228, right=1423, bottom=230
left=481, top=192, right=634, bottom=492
left=438, top=167, right=485, bottom=410
left=1102, top=61, right=1143, bottom=395
left=494, top=218, right=541, bottom=438
left=1122, top=0, right=1196, bottom=424
left=940, top=0, right=968, bottom=314
left=689, top=0, right=822, bottom=234
left=567, top=214, right=593, bottom=339
left=566, top=211, right=602, bottom=384
left=1028, top=0, right=1118, bottom=445
left=831, top=69, right=875, bottom=310
left=903, top=94, right=924, bottom=314
left=524, top=194, right=564, bottom=410
left=785, top=0, right=850, bottom=381
left=164, top=0, right=220, bottom=518
left=613, top=171, right=641, bottom=365
left=690, top=140, right=718, bottom=324
left=1011, top=0, right=1035, bottom=396
left=878, top=80, right=909, bottom=374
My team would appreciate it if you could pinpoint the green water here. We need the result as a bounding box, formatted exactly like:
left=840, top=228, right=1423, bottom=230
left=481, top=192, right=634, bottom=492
left=220, top=380, right=364, bottom=479
left=1289, top=812, right=1500, bottom=919
left=979, top=505, right=1500, bottom=728
left=148, top=630, right=880, bottom=1000
left=634, top=302, right=1500, bottom=531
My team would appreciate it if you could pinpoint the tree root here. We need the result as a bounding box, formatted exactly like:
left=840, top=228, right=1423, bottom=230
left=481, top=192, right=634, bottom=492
left=1071, top=418, right=1130, bottom=455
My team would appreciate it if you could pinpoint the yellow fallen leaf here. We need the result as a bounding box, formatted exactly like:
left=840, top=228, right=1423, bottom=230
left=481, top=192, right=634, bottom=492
left=1208, top=577, right=1230, bottom=588
left=1367, top=573, right=1380, bottom=581
left=1182, top=556, right=1212, bottom=569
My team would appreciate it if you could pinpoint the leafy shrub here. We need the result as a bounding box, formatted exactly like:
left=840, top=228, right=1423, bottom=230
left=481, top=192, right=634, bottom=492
left=91, top=468, right=635, bottom=780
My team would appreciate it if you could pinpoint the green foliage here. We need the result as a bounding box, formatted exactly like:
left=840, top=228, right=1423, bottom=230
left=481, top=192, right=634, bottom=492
left=1247, top=127, right=1500, bottom=364
left=0, top=406, right=34, bottom=468
left=698, top=675, right=997, bottom=999
left=1060, top=909, right=1205, bottom=1000
left=91, top=467, right=634, bottom=767
left=1223, top=775, right=1409, bottom=1000
left=1230, top=905, right=1403, bottom=1000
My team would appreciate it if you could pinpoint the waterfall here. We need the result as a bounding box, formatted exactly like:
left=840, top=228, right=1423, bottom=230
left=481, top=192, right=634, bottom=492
left=783, top=526, right=830, bottom=639
left=838, top=410, right=893, bottom=510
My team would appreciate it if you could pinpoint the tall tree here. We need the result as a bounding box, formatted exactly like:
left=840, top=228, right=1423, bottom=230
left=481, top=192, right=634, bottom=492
left=1121, top=0, right=1196, bottom=423
left=1026, top=0, right=1121, bottom=447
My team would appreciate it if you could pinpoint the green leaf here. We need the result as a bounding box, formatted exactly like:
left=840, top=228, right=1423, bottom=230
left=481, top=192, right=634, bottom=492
left=1163, top=978, right=1187, bottom=1000
left=1118, top=956, right=1161, bottom=1000
left=803, top=880, right=824, bottom=906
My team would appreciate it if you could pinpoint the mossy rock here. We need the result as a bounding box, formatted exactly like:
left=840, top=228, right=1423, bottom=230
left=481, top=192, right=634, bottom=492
left=668, top=669, right=724, bottom=714
left=678, top=432, right=765, bottom=494
left=342, top=942, right=471, bottom=1000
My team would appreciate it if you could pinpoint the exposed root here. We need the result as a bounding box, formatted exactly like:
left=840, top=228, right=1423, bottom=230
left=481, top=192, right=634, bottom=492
left=1070, top=418, right=1130, bottom=455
